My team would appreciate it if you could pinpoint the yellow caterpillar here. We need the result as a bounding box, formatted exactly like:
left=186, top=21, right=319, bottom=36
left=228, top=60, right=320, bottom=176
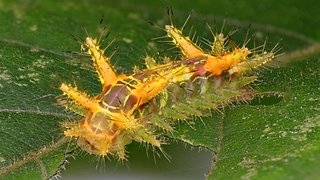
left=59, top=18, right=276, bottom=159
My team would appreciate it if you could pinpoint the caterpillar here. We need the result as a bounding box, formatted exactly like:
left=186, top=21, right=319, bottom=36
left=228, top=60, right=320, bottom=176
left=59, top=16, right=276, bottom=160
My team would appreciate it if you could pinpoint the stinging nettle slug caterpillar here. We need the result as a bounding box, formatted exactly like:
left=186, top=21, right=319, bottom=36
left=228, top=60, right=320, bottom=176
left=59, top=12, right=278, bottom=160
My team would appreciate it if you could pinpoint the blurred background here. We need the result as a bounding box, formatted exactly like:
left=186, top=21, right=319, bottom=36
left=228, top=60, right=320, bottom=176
left=62, top=141, right=213, bottom=180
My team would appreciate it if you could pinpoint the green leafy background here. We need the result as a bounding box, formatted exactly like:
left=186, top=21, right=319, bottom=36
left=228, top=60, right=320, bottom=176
left=0, top=0, right=319, bottom=179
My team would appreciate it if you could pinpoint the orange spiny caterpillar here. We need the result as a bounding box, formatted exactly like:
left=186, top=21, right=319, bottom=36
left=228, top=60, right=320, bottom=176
left=59, top=16, right=277, bottom=159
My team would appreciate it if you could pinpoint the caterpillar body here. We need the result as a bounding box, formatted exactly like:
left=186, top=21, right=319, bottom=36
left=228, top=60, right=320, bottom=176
left=60, top=17, right=276, bottom=159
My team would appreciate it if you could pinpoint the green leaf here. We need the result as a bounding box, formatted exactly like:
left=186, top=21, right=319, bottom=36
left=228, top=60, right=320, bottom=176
left=0, top=0, right=319, bottom=179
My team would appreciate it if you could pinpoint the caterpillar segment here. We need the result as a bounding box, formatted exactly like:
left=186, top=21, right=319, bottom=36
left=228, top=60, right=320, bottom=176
left=210, top=33, right=227, bottom=56
left=165, top=24, right=273, bottom=77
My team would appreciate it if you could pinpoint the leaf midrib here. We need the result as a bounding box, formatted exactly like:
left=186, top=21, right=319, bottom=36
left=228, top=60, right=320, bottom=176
left=0, top=137, right=68, bottom=176
left=0, top=108, right=73, bottom=118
